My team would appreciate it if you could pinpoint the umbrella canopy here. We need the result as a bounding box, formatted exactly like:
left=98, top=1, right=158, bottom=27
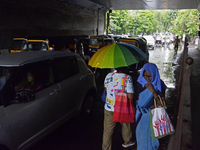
left=88, top=43, right=148, bottom=69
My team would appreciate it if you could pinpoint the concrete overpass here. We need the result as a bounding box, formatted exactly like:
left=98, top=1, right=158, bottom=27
left=1, top=0, right=200, bottom=49
left=67, top=0, right=200, bottom=10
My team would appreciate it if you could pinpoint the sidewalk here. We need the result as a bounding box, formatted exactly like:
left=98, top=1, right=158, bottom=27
left=167, top=43, right=198, bottom=150
left=187, top=45, right=200, bottom=150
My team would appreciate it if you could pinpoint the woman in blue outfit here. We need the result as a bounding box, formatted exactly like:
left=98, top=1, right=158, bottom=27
left=135, top=63, right=167, bottom=150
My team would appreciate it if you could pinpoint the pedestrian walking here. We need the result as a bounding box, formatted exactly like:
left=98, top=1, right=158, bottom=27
left=174, top=36, right=180, bottom=51
left=102, top=67, right=135, bottom=150
left=135, top=63, right=167, bottom=150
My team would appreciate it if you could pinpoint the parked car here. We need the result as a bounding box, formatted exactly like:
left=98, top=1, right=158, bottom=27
left=143, top=35, right=155, bottom=50
left=117, top=36, right=149, bottom=71
left=0, top=51, right=97, bottom=150
left=10, top=38, right=50, bottom=53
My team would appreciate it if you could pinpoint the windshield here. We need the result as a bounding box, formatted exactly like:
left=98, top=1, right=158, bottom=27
left=90, top=38, right=103, bottom=46
left=11, top=40, right=27, bottom=50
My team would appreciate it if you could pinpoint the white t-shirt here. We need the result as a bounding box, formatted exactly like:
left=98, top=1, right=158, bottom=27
left=104, top=72, right=134, bottom=112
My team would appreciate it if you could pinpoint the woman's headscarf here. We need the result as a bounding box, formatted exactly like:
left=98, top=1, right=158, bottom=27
left=137, top=63, right=162, bottom=92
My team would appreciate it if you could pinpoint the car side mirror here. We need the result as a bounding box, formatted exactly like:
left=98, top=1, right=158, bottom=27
left=14, top=90, right=35, bottom=103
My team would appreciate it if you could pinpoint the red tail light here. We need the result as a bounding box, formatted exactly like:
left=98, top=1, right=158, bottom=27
left=88, top=68, right=93, bottom=74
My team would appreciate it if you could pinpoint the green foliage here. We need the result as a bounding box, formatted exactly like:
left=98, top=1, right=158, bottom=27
left=108, top=9, right=199, bottom=36
left=109, top=10, right=130, bottom=34
left=170, top=9, right=200, bottom=36
left=132, top=10, right=154, bottom=35
left=152, top=10, right=176, bottom=33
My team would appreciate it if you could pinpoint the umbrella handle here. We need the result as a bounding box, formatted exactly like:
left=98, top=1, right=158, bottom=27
left=94, top=67, right=97, bottom=73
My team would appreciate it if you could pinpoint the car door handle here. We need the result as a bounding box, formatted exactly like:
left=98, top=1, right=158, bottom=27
left=80, top=76, right=86, bottom=80
left=50, top=89, right=59, bottom=95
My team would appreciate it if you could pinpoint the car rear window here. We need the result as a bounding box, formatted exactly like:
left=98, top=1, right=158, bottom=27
left=90, top=38, right=103, bottom=46
left=11, top=40, right=27, bottom=50
left=104, top=39, right=114, bottom=46
left=28, top=42, right=48, bottom=51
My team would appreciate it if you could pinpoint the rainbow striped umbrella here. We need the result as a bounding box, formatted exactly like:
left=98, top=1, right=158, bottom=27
left=88, top=43, right=147, bottom=69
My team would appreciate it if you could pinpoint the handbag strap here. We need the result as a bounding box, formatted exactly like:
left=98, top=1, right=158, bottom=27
left=153, top=95, right=164, bottom=108
left=122, top=75, right=127, bottom=93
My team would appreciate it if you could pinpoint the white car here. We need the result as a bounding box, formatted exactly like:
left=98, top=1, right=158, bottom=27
left=143, top=35, right=155, bottom=50
left=0, top=51, right=97, bottom=150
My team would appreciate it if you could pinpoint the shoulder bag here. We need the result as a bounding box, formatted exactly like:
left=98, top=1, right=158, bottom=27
left=112, top=75, right=135, bottom=123
left=149, top=95, right=175, bottom=139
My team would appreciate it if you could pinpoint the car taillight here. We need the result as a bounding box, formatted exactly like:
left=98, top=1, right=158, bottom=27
left=88, top=68, right=93, bottom=74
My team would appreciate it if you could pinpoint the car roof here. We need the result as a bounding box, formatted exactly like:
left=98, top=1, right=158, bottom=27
left=13, top=38, right=27, bottom=41
left=90, top=35, right=111, bottom=39
left=118, top=37, right=146, bottom=42
left=0, top=51, right=79, bottom=67
left=143, top=36, right=154, bottom=39
left=27, top=40, right=47, bottom=43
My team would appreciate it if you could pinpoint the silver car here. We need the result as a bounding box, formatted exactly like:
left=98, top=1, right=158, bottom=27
left=143, top=35, right=155, bottom=50
left=0, top=51, right=97, bottom=150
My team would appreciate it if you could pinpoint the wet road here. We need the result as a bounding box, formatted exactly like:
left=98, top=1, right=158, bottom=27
left=29, top=45, right=182, bottom=150
left=148, top=45, right=182, bottom=118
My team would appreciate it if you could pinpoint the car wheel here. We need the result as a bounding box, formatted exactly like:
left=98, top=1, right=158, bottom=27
left=82, top=94, right=95, bottom=115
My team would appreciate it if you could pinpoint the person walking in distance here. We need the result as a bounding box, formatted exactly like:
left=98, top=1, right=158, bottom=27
left=174, top=36, right=180, bottom=51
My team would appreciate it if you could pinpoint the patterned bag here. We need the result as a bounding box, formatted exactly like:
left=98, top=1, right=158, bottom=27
left=149, top=96, right=175, bottom=139
left=112, top=75, right=135, bottom=123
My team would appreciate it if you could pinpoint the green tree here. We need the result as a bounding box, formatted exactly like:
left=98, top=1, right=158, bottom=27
left=110, top=10, right=166, bottom=35
left=170, top=9, right=200, bottom=36
left=109, top=9, right=199, bottom=36
left=129, top=10, right=154, bottom=35
left=152, top=10, right=177, bottom=33
left=109, top=10, right=130, bottom=34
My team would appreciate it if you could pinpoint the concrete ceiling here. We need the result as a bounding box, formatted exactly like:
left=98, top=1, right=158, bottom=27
left=63, top=0, right=200, bottom=12
left=1, top=0, right=200, bottom=12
